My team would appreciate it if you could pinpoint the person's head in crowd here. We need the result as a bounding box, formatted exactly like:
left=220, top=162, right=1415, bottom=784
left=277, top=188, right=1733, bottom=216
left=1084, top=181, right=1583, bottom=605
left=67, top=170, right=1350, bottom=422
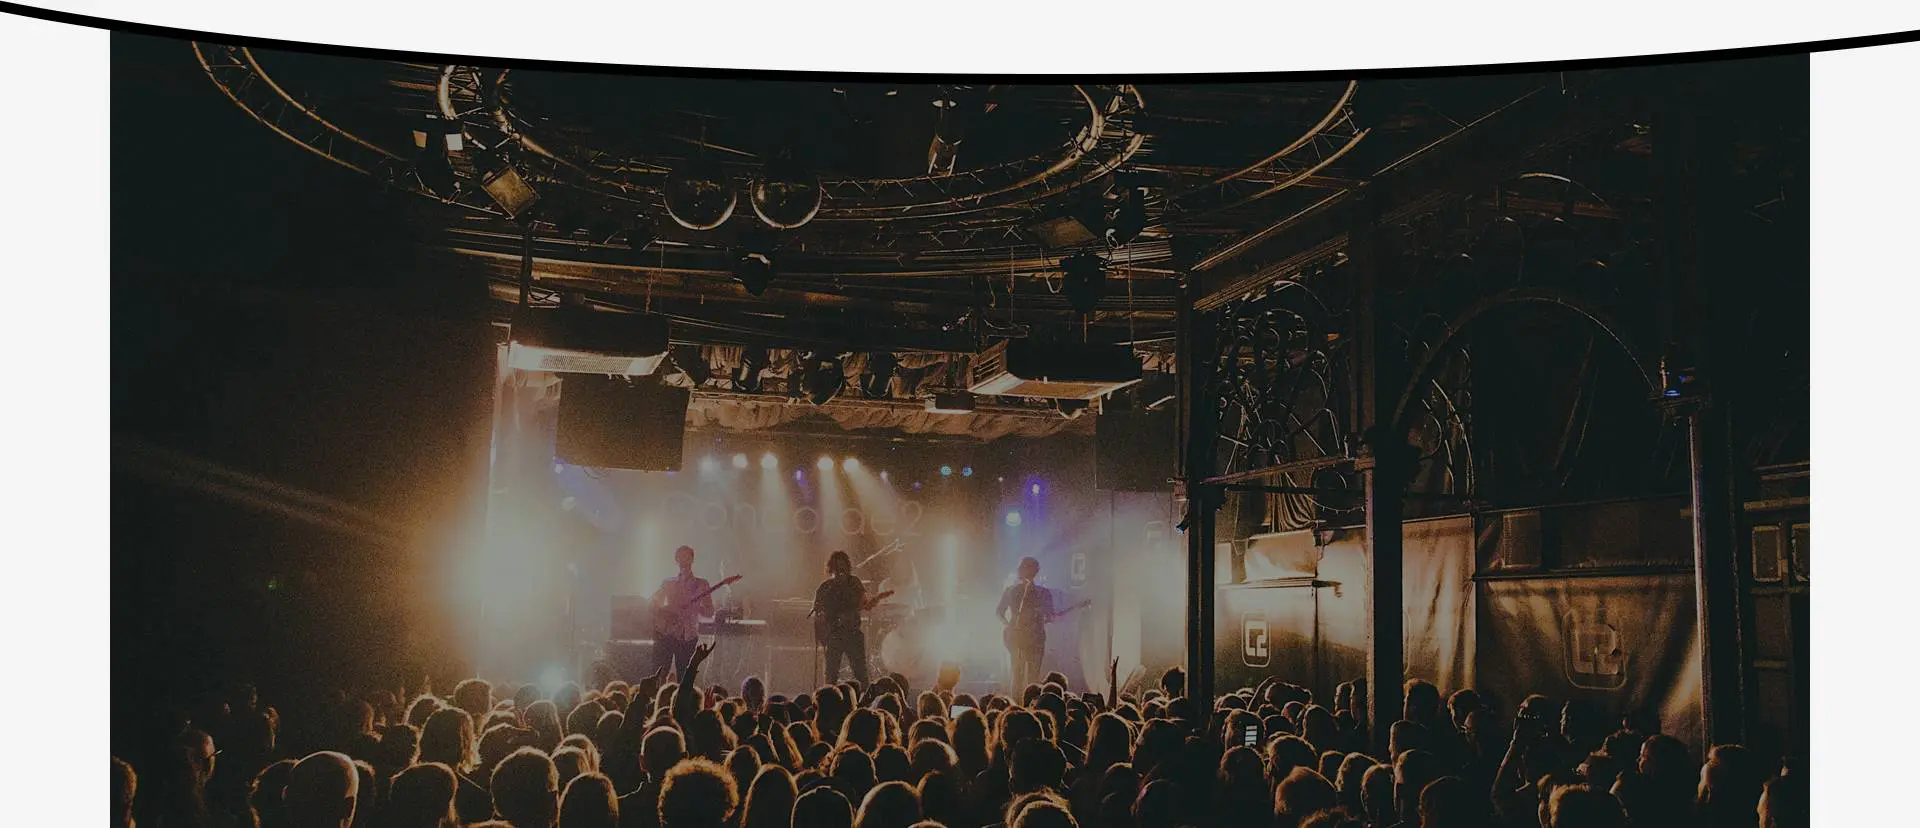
left=1274, top=767, right=1338, bottom=828
left=1602, top=730, right=1645, bottom=763
left=181, top=728, right=219, bottom=789
left=1317, top=749, right=1344, bottom=782
left=479, top=723, right=537, bottom=777
left=643, top=726, right=687, bottom=779
left=908, top=737, right=957, bottom=779
left=1334, top=752, right=1374, bottom=813
left=872, top=744, right=911, bottom=785
left=1133, top=779, right=1184, bottom=828
left=1638, top=734, right=1692, bottom=794
left=419, top=709, right=476, bottom=774
left=1265, top=734, right=1318, bottom=786
left=740, top=765, right=798, bottom=828
left=1757, top=771, right=1804, bottom=828
left=727, top=746, right=764, bottom=792
left=112, top=757, right=137, bottom=828
left=1158, top=667, right=1184, bottom=700
left=1550, top=784, right=1627, bottom=828
left=658, top=758, right=738, bottom=828
left=593, top=710, right=624, bottom=753
left=1560, top=700, right=1603, bottom=754
left=514, top=683, right=540, bottom=713
left=1301, top=810, right=1365, bottom=828
left=491, top=747, right=559, bottom=828
left=854, top=780, right=922, bottom=828
left=841, top=708, right=884, bottom=753
left=553, top=745, right=592, bottom=785
left=386, top=762, right=458, bottom=828
left=453, top=679, right=493, bottom=723
left=1218, top=745, right=1268, bottom=814
left=1403, top=679, right=1442, bottom=725
left=1360, top=763, right=1396, bottom=827
left=1302, top=706, right=1340, bottom=754
left=1580, top=750, right=1625, bottom=791
left=251, top=759, right=297, bottom=828
left=1446, top=688, right=1485, bottom=730
left=739, top=676, right=766, bottom=712
left=1006, top=790, right=1074, bottom=828
left=1609, top=771, right=1665, bottom=828
left=1463, top=708, right=1500, bottom=757
left=350, top=760, right=377, bottom=828
left=1084, top=712, right=1132, bottom=774
left=915, top=770, right=964, bottom=827
left=557, top=772, right=618, bottom=828
left=406, top=695, right=441, bottom=728
left=1394, top=749, right=1441, bottom=825
left=564, top=702, right=602, bottom=740
left=375, top=723, right=421, bottom=774
left=794, top=784, right=855, bottom=828
left=1698, top=745, right=1766, bottom=828
left=1009, top=737, right=1068, bottom=795
left=283, top=751, right=359, bottom=828
left=1418, top=776, right=1484, bottom=828
left=830, top=746, right=878, bottom=802
left=1389, top=720, right=1429, bottom=757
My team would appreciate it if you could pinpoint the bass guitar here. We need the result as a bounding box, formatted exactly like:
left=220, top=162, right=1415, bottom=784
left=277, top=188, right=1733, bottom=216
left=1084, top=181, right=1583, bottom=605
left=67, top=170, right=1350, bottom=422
left=1003, top=597, right=1094, bottom=650
left=653, top=575, right=742, bottom=639
left=814, top=589, right=895, bottom=645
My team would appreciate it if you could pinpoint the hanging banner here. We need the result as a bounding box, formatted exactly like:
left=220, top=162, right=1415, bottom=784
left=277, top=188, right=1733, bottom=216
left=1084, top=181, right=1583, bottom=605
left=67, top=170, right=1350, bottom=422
left=1476, top=573, right=1704, bottom=751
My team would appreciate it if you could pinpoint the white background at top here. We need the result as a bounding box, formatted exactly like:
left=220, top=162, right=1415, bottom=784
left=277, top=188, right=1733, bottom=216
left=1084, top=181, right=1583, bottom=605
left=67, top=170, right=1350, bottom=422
left=0, top=3, right=1915, bottom=823
left=11, top=0, right=1920, bottom=74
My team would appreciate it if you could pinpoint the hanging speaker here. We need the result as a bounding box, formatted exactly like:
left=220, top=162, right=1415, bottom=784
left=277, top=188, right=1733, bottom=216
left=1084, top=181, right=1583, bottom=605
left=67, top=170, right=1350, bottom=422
left=555, top=376, right=690, bottom=471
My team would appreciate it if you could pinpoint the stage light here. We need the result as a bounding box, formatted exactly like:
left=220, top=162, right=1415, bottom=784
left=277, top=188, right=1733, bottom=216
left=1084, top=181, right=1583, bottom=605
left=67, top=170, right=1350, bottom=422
left=733, top=346, right=770, bottom=393
left=734, top=251, right=776, bottom=296
left=700, top=455, right=720, bottom=473
left=664, top=157, right=737, bottom=231
left=1006, top=510, right=1023, bottom=527
left=801, top=351, right=847, bottom=406
left=673, top=345, right=712, bottom=387
left=1060, top=251, right=1107, bottom=315
left=1031, top=483, right=1042, bottom=495
left=880, top=471, right=890, bottom=482
left=480, top=165, right=541, bottom=219
left=1107, top=187, right=1149, bottom=246
left=761, top=453, right=778, bottom=470
left=962, top=466, right=974, bottom=477
left=732, top=453, right=749, bottom=469
left=539, top=665, right=568, bottom=698
left=939, top=465, right=953, bottom=477
left=842, top=457, right=861, bottom=472
left=861, top=352, right=898, bottom=398
left=793, top=469, right=805, bottom=482
left=817, top=457, right=834, bottom=471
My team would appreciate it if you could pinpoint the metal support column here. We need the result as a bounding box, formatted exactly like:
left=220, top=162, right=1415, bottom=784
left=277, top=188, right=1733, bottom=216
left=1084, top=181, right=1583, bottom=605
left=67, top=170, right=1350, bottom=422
left=1654, top=67, right=1752, bottom=748
left=1176, top=263, right=1219, bottom=709
left=1350, top=185, right=1406, bottom=757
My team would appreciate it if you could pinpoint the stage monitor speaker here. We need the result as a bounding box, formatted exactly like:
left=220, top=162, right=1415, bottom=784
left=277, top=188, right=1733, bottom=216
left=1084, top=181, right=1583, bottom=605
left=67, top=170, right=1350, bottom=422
left=606, top=639, right=658, bottom=683
left=556, top=376, right=690, bottom=471
left=1096, top=409, right=1175, bottom=491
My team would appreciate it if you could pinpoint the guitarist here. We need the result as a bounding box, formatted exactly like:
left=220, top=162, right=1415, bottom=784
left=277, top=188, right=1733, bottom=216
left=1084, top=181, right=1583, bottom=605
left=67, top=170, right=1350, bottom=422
left=998, top=556, right=1056, bottom=691
left=651, top=545, right=716, bottom=676
left=814, top=550, right=878, bottom=685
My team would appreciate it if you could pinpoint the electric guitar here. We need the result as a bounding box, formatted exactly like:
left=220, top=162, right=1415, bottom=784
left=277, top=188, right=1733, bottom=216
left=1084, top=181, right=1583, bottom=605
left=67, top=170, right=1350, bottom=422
left=653, top=575, right=742, bottom=639
left=1003, top=595, right=1094, bottom=649
left=813, top=589, right=895, bottom=645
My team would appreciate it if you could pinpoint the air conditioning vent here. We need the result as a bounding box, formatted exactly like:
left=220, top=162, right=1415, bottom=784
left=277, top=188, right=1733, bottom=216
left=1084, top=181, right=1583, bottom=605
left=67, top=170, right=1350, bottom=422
left=968, top=339, right=1143, bottom=400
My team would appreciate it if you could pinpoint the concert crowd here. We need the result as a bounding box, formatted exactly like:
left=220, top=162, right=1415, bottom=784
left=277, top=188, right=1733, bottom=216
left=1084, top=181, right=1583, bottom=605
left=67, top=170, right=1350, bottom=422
left=111, top=645, right=1804, bottom=828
